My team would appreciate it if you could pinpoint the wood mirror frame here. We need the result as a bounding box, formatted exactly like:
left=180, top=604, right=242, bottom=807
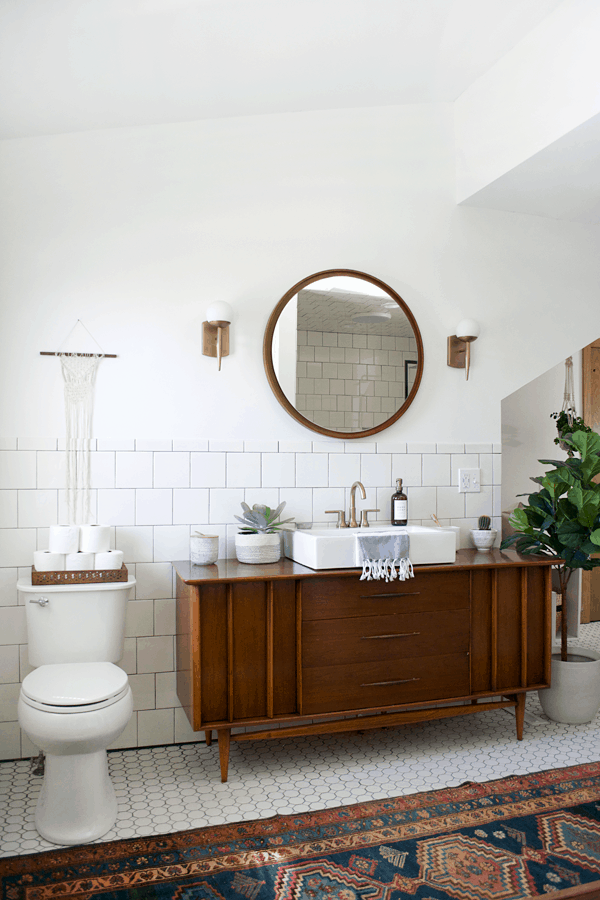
left=263, top=268, right=424, bottom=440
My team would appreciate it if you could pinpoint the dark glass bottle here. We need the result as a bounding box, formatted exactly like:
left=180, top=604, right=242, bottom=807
left=391, top=478, right=408, bottom=526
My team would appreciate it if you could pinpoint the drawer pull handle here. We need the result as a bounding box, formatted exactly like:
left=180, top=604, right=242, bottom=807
left=360, top=592, right=421, bottom=599
left=361, top=631, right=420, bottom=640
left=361, top=677, right=420, bottom=687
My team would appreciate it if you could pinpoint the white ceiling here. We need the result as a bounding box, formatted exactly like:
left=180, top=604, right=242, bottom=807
left=0, top=0, right=565, bottom=140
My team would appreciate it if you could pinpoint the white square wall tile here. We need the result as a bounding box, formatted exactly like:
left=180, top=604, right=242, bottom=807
left=436, top=443, right=464, bottom=454
left=135, top=563, right=174, bottom=600
left=136, top=489, right=173, bottom=526
left=328, top=454, right=360, bottom=488
left=115, top=526, right=154, bottom=562
left=98, top=489, right=136, bottom=526
left=173, top=489, right=209, bottom=525
left=91, top=452, right=116, bottom=489
left=97, top=439, right=135, bottom=451
left=154, top=452, right=190, bottom=488
left=154, top=598, right=176, bottom=635
left=116, top=452, right=153, bottom=488
left=280, top=488, right=313, bottom=525
left=129, top=673, right=156, bottom=711
left=404, top=486, right=437, bottom=520
left=0, top=451, right=36, bottom=489
left=0, top=438, right=17, bottom=450
left=392, top=454, right=421, bottom=487
left=17, top=490, right=58, bottom=527
left=244, top=440, right=278, bottom=453
left=209, top=488, right=245, bottom=524
left=226, top=453, right=261, bottom=488
left=118, top=638, right=137, bottom=675
left=154, top=525, right=190, bottom=562
left=0, top=606, right=27, bottom=644
left=125, top=599, right=154, bottom=638
left=156, top=672, right=179, bottom=709
left=244, top=488, right=280, bottom=512
left=0, top=721, right=20, bottom=760
left=190, top=452, right=226, bottom=488
left=0, top=492, right=17, bottom=527
left=0, top=570, right=18, bottom=607
left=422, top=455, right=450, bottom=487
left=465, top=487, right=494, bottom=520
left=346, top=441, right=376, bottom=454
left=465, top=442, right=493, bottom=454
left=312, top=488, right=345, bottom=522
left=137, top=636, right=174, bottom=674
left=0, top=683, right=21, bottom=722
left=208, top=440, right=243, bottom=452
left=493, top=454, right=502, bottom=485
left=137, top=708, right=174, bottom=746
left=107, top=712, right=137, bottom=750
left=174, top=706, right=198, bottom=743
left=296, top=454, right=328, bottom=488
left=36, top=451, right=65, bottom=489
left=407, top=442, right=436, bottom=454
left=0, top=529, right=37, bottom=567
left=361, top=454, right=391, bottom=487
left=479, top=454, right=493, bottom=486
left=436, top=486, right=466, bottom=519
left=17, top=437, right=57, bottom=450
left=0, top=645, right=19, bottom=683
left=262, top=454, right=295, bottom=488
left=278, top=441, right=312, bottom=453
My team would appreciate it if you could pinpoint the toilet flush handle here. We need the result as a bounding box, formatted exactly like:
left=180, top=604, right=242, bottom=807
left=30, top=597, right=49, bottom=606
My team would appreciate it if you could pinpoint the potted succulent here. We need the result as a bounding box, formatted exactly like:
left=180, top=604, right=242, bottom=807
left=234, top=502, right=294, bottom=564
left=470, top=515, right=497, bottom=551
left=501, top=429, right=600, bottom=723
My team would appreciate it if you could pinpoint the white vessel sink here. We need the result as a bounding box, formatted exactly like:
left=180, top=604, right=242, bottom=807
left=282, top=524, right=456, bottom=570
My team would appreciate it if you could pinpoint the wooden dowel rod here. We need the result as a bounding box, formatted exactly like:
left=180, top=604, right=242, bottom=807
left=40, top=352, right=117, bottom=358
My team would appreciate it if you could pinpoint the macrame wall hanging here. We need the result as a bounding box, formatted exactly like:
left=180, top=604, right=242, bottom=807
left=561, top=355, right=576, bottom=425
left=41, top=321, right=116, bottom=525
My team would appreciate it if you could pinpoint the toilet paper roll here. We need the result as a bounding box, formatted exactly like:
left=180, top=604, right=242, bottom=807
left=48, top=525, right=80, bottom=555
left=94, top=550, right=124, bottom=570
left=79, top=525, right=111, bottom=553
left=33, top=551, right=66, bottom=572
left=65, top=552, right=95, bottom=571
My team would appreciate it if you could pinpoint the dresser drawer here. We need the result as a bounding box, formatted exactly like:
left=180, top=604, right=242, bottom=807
left=303, top=608, right=469, bottom=668
left=302, top=652, right=469, bottom=715
left=302, top=570, right=470, bottom=620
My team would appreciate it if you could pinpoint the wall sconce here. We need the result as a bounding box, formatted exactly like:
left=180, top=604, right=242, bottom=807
left=202, top=302, right=233, bottom=371
left=447, top=319, right=480, bottom=380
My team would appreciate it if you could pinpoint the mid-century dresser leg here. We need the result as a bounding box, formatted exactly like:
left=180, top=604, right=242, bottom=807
left=515, top=693, right=525, bottom=740
left=217, top=729, right=231, bottom=782
left=204, top=730, right=213, bottom=746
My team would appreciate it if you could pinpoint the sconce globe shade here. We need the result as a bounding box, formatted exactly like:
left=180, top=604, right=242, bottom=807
left=206, top=301, right=234, bottom=325
left=456, top=318, right=480, bottom=342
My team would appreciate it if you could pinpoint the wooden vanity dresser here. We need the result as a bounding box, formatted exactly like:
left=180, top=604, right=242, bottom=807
left=174, top=550, right=555, bottom=782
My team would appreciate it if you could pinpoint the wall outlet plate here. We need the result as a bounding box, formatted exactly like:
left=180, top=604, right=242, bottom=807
left=458, top=467, right=481, bottom=493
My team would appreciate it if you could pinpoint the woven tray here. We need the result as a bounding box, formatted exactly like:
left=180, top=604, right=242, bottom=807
left=31, top=564, right=128, bottom=585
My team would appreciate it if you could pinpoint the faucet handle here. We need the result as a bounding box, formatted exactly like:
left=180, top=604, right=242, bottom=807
left=360, top=509, right=380, bottom=528
left=325, top=510, right=348, bottom=528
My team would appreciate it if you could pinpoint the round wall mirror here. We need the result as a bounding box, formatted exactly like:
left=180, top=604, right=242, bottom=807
left=263, top=269, right=424, bottom=439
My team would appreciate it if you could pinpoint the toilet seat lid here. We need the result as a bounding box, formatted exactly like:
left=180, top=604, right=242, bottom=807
left=22, top=662, right=128, bottom=707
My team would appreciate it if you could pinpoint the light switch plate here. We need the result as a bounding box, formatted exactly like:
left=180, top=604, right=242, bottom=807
left=458, top=467, right=481, bottom=493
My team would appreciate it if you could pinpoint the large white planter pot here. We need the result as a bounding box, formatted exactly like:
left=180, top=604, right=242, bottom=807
left=538, top=648, right=600, bottom=724
left=235, top=532, right=281, bottom=564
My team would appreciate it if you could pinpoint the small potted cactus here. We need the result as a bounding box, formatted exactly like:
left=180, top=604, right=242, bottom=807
left=234, top=502, right=294, bottom=564
left=470, top=515, right=497, bottom=551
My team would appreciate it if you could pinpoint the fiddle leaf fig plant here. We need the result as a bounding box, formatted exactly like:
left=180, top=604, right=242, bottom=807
left=235, top=501, right=295, bottom=534
left=501, top=429, right=600, bottom=661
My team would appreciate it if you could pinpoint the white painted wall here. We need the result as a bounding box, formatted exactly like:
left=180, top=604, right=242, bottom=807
left=455, top=0, right=600, bottom=203
left=1, top=103, right=600, bottom=444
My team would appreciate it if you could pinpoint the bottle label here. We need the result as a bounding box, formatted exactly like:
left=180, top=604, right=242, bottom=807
left=394, top=499, right=407, bottom=520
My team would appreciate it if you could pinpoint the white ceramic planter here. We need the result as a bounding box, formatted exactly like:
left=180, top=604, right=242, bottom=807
left=235, top=532, right=281, bottom=564
left=470, top=529, right=497, bottom=551
left=538, top=648, right=600, bottom=724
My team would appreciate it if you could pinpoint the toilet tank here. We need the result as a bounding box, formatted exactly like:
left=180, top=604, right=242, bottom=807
left=17, top=579, right=136, bottom=667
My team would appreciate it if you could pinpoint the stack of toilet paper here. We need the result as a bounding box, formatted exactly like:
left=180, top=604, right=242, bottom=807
left=33, top=525, right=124, bottom=572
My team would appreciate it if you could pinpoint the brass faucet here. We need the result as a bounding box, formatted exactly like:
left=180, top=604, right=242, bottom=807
left=349, top=481, right=366, bottom=528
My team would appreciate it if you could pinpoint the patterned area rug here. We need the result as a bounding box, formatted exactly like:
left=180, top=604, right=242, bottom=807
left=4, top=763, right=600, bottom=899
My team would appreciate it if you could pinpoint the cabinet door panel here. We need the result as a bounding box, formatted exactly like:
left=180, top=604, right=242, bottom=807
left=273, top=580, right=298, bottom=716
left=303, top=609, right=469, bottom=668
left=302, top=571, right=470, bottom=620
left=303, top=653, right=469, bottom=714
left=232, top=582, right=268, bottom=720
left=199, top=584, right=229, bottom=724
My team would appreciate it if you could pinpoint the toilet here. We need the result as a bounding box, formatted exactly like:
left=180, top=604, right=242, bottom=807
left=17, top=577, right=135, bottom=846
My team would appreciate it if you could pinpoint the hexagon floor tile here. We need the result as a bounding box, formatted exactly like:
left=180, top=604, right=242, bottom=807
left=2, top=624, right=600, bottom=858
